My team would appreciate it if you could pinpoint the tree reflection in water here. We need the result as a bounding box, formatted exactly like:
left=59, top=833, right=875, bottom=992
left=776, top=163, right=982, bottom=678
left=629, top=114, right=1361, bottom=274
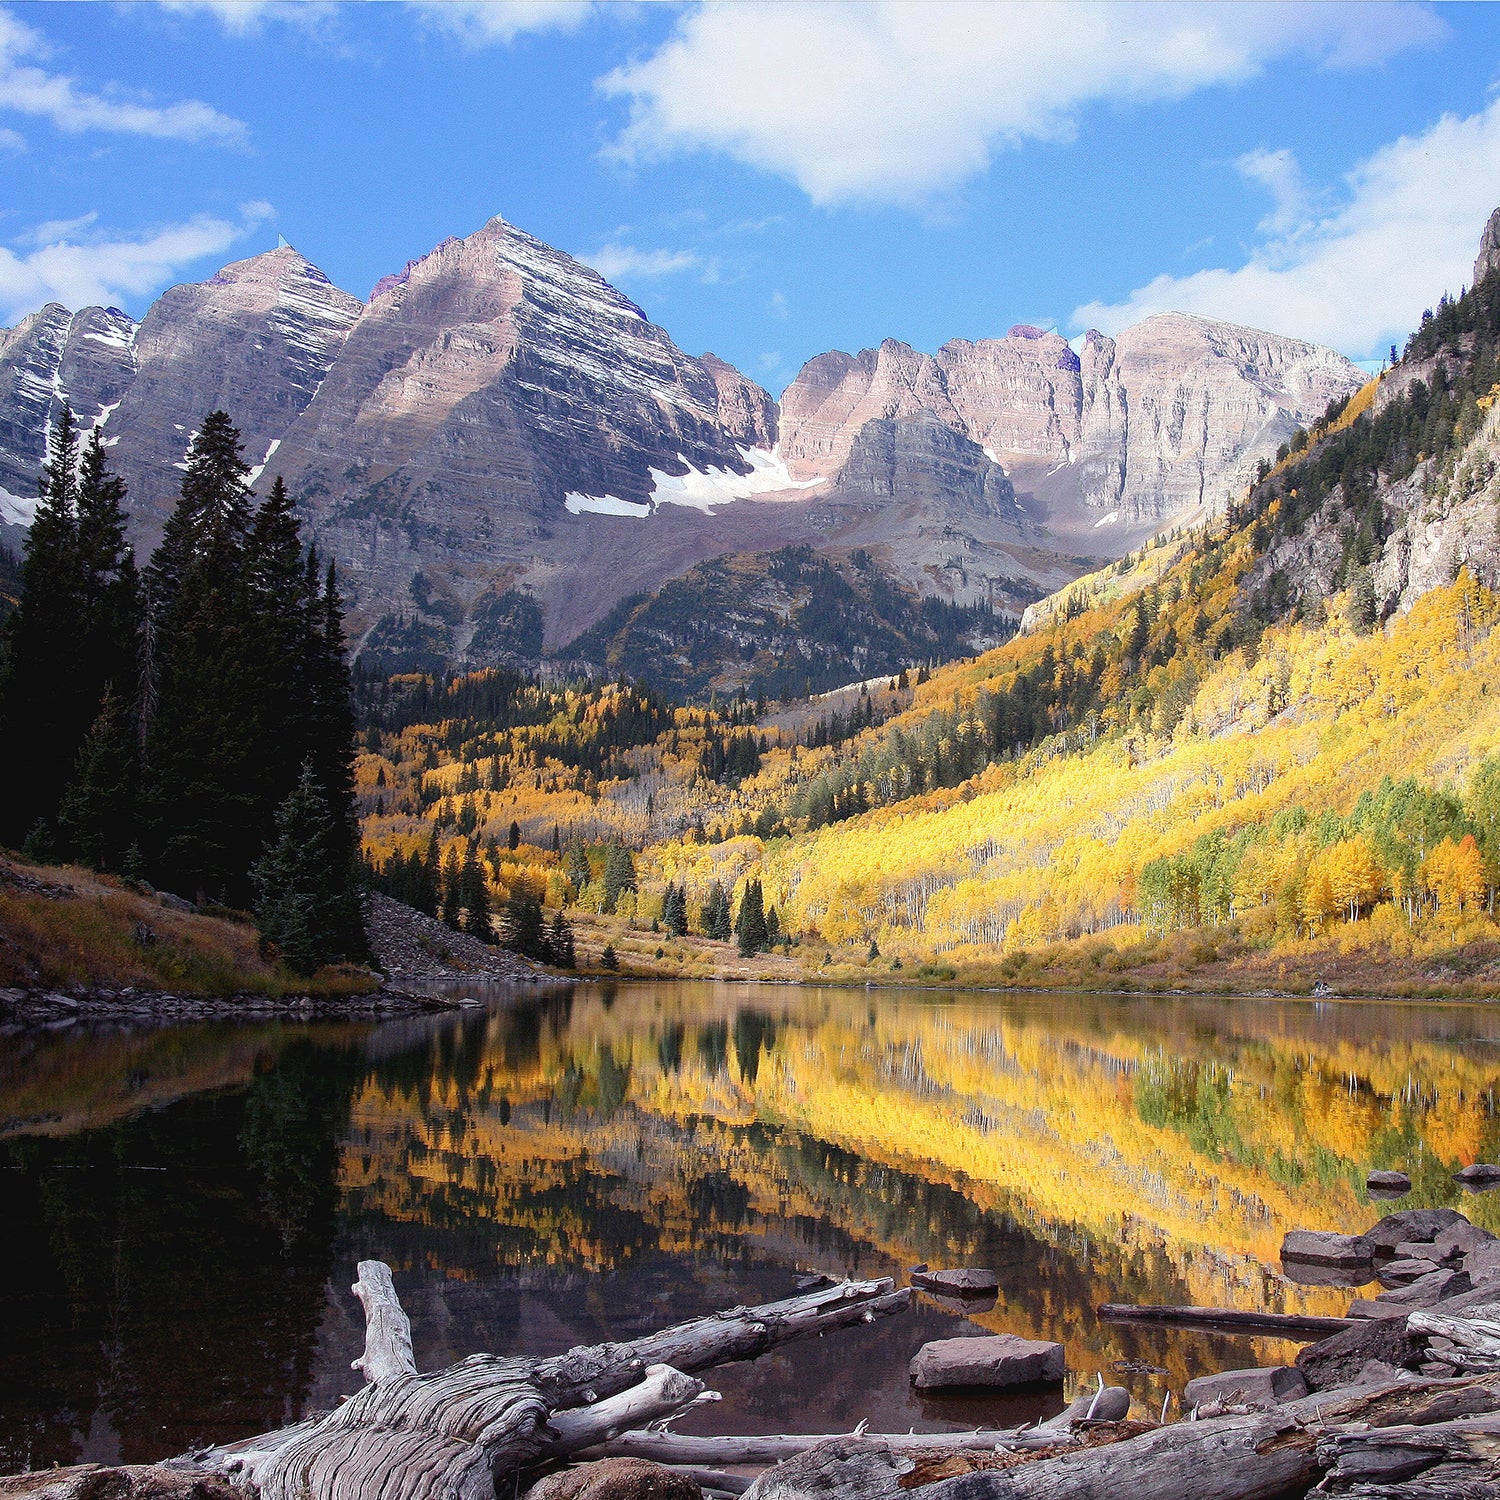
left=4, top=983, right=1500, bottom=1473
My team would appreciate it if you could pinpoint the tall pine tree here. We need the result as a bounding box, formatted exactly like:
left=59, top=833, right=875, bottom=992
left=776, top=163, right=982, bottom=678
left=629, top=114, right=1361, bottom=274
left=142, top=412, right=259, bottom=899
left=1, top=409, right=143, bottom=851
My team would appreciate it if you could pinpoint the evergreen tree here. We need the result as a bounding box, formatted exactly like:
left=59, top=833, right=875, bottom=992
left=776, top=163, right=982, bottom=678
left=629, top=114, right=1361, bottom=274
left=56, top=687, right=137, bottom=871
left=703, top=880, right=732, bottom=941
left=736, top=879, right=768, bottom=957
left=244, top=477, right=319, bottom=838
left=564, top=839, right=591, bottom=894
left=600, top=942, right=619, bottom=971
left=440, top=846, right=463, bottom=930
left=508, top=819, right=521, bottom=851
left=306, top=559, right=363, bottom=953
left=142, top=414, right=258, bottom=899
left=75, top=430, right=142, bottom=716
left=498, top=880, right=546, bottom=959
left=1, top=407, right=84, bottom=843
left=548, top=908, right=576, bottom=968
left=662, top=881, right=688, bottom=937
left=251, top=763, right=364, bottom=976
left=459, top=846, right=492, bottom=938
left=602, top=841, right=637, bottom=913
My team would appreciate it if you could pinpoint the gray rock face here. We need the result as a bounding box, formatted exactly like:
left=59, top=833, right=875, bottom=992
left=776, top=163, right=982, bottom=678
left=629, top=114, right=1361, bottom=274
left=0, top=212, right=1370, bottom=663
left=105, top=246, right=362, bottom=550
left=777, top=315, right=1363, bottom=532
left=0, top=303, right=137, bottom=525
left=1477, top=207, right=1500, bottom=285
left=835, top=414, right=1019, bottom=519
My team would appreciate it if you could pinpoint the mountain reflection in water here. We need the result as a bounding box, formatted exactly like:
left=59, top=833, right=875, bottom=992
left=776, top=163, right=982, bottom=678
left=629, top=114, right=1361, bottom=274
left=4, top=981, right=1500, bottom=1474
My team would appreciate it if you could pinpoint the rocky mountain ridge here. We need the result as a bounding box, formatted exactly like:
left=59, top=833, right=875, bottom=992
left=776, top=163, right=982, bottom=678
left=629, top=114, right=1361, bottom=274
left=0, top=213, right=1364, bottom=679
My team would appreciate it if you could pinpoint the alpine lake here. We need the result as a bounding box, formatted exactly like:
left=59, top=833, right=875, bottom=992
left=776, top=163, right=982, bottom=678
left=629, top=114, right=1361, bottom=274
left=5, top=979, right=1500, bottom=1473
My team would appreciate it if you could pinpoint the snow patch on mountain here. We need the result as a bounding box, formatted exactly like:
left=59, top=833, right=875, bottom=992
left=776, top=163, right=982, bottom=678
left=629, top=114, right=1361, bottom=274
left=0, top=485, right=36, bottom=526
left=566, top=447, right=824, bottom=519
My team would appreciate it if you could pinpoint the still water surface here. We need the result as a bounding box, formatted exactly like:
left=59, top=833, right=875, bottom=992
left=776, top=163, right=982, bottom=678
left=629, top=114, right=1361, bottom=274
left=5, top=981, right=1500, bottom=1473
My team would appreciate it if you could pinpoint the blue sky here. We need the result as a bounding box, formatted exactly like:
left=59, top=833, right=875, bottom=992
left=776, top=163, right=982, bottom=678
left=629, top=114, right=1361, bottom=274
left=2, top=1, right=1500, bottom=392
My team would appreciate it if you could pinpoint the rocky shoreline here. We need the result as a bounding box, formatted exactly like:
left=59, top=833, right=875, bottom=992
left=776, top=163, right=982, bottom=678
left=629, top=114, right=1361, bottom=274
left=0, top=894, right=559, bottom=1028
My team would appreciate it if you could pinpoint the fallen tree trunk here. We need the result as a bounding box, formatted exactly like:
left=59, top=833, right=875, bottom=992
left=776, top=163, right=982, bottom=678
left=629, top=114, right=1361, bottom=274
left=578, top=1430, right=1059, bottom=1466
left=1097, top=1303, right=1354, bottom=1339
left=580, top=1388, right=1132, bottom=1466
left=176, top=1264, right=906, bottom=1500
left=740, top=1375, right=1500, bottom=1500
left=1311, top=1413, right=1500, bottom=1496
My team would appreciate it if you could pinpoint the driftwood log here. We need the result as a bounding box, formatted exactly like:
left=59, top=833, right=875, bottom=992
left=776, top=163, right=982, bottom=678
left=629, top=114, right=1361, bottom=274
left=176, top=1262, right=909, bottom=1500
left=1097, top=1303, right=1355, bottom=1339
left=742, top=1374, right=1500, bottom=1500
left=579, top=1388, right=1132, bottom=1466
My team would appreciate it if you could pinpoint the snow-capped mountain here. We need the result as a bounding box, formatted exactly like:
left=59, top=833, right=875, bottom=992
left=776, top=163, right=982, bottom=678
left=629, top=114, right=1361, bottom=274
left=0, top=213, right=1364, bottom=664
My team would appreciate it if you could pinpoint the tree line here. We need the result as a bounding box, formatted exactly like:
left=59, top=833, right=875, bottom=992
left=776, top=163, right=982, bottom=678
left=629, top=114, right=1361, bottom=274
left=0, top=408, right=363, bottom=974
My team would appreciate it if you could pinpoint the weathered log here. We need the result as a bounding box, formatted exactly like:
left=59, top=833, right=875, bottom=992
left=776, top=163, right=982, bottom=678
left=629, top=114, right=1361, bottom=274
left=1097, top=1303, right=1354, bottom=1339
left=661, top=1470, right=753, bottom=1497
left=579, top=1431, right=1057, bottom=1466
left=580, top=1390, right=1132, bottom=1467
left=542, top=1368, right=715, bottom=1456
left=1312, top=1414, right=1500, bottom=1495
left=741, top=1375, right=1500, bottom=1500
left=532, top=1281, right=909, bottom=1406
left=351, top=1259, right=417, bottom=1384
left=177, top=1269, right=906, bottom=1500
left=1408, top=1306, right=1500, bottom=1369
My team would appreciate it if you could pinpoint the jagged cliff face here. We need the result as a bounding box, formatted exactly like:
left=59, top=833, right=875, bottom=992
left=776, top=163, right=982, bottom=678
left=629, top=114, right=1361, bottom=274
left=777, top=315, right=1365, bottom=541
left=0, top=304, right=136, bottom=527
left=0, top=247, right=359, bottom=546
left=0, top=211, right=1366, bottom=668
left=273, top=218, right=772, bottom=521
left=106, top=247, right=363, bottom=549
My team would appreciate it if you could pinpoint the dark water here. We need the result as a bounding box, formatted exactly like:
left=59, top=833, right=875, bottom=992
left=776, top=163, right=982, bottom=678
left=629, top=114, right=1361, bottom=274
left=5, top=980, right=1500, bottom=1473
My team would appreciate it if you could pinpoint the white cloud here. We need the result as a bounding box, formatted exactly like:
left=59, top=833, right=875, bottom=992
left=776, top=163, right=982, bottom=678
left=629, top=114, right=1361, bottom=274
left=1236, top=147, right=1315, bottom=236
left=0, top=123, right=20, bottom=150
left=409, top=1, right=600, bottom=45
left=584, top=242, right=712, bottom=282
left=1073, top=98, right=1500, bottom=358
left=601, top=1, right=1444, bottom=206
left=0, top=6, right=245, bottom=144
left=0, top=204, right=272, bottom=322
left=154, top=2, right=338, bottom=35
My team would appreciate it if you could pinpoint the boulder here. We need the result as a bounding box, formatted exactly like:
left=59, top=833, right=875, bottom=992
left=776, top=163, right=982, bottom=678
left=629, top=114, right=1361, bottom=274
left=1296, top=1316, right=1422, bottom=1392
left=1280, top=1230, right=1372, bottom=1270
left=528, top=1461, right=701, bottom=1500
left=1366, top=1170, right=1411, bottom=1194
left=1453, top=1163, right=1500, bottom=1189
left=1034, top=1386, right=1132, bottom=1431
left=909, top=1334, right=1065, bottom=1389
left=1377, top=1258, right=1441, bottom=1287
left=1372, top=1269, right=1464, bottom=1306
left=1183, top=1365, right=1307, bottom=1411
left=1358, top=1208, right=1467, bottom=1255
left=1466, top=1242, right=1500, bottom=1283
left=909, top=1267, right=1000, bottom=1297
left=1419, top=1283, right=1500, bottom=1317
left=1435, top=1221, right=1498, bottom=1257
left=1346, top=1300, right=1411, bottom=1319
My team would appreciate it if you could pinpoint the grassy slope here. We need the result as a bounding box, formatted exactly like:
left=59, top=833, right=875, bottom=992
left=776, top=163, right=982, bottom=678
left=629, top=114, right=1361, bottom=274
left=0, top=856, right=376, bottom=996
